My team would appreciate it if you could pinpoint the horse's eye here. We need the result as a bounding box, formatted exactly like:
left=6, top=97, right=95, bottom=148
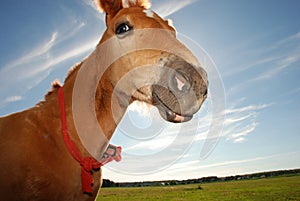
left=116, top=23, right=132, bottom=35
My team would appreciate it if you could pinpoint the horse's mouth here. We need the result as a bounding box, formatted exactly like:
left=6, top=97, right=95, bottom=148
left=132, top=86, right=194, bottom=123
left=152, top=92, right=193, bottom=123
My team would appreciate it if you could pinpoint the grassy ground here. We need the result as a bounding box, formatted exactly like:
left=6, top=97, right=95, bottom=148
left=97, top=175, right=300, bottom=201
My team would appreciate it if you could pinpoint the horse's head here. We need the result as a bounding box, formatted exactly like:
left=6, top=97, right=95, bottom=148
left=95, top=0, right=208, bottom=123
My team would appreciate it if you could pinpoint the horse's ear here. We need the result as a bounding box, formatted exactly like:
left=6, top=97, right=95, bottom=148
left=95, top=0, right=123, bottom=17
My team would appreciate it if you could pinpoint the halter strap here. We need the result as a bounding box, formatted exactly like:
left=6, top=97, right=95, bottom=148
left=57, top=86, right=121, bottom=194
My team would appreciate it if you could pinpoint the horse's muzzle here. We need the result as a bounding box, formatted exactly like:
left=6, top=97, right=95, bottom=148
left=152, top=55, right=208, bottom=123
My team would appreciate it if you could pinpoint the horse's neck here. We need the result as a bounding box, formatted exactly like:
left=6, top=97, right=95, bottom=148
left=60, top=52, right=125, bottom=157
left=41, top=71, right=92, bottom=156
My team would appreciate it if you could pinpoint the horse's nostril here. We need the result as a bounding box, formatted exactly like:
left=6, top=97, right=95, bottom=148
left=204, top=89, right=208, bottom=97
left=170, top=71, right=191, bottom=92
left=175, top=75, right=185, bottom=91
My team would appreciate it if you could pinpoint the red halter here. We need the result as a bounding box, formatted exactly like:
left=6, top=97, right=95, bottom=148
left=57, top=86, right=121, bottom=194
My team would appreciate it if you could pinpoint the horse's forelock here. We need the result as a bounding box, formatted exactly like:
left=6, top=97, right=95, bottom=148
left=124, top=0, right=152, bottom=9
left=95, top=0, right=151, bottom=13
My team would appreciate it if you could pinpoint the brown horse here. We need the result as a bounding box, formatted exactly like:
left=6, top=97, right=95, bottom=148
left=0, top=0, right=208, bottom=200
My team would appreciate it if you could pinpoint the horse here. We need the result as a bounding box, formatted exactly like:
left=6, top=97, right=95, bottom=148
left=0, top=0, right=208, bottom=200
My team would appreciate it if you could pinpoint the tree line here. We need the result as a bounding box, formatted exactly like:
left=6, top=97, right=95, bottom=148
left=102, top=168, right=300, bottom=188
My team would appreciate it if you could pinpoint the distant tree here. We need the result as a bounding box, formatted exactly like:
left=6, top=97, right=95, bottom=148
left=102, top=179, right=116, bottom=188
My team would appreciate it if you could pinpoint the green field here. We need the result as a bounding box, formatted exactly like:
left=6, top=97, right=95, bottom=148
left=97, top=175, right=300, bottom=201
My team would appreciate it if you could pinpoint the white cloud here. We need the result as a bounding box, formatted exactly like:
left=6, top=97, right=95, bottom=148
left=228, top=31, right=300, bottom=77
left=227, top=32, right=300, bottom=96
left=168, top=151, right=300, bottom=175
left=83, top=0, right=98, bottom=11
left=252, top=51, right=300, bottom=81
left=127, top=101, right=153, bottom=118
left=0, top=17, right=97, bottom=112
left=222, top=103, right=272, bottom=143
left=112, top=100, right=271, bottom=176
left=103, top=151, right=300, bottom=182
left=225, top=56, right=280, bottom=78
left=119, top=99, right=271, bottom=164
left=23, top=39, right=96, bottom=80
left=225, top=104, right=271, bottom=115
left=4, top=96, right=23, bottom=103
left=2, top=32, right=58, bottom=72
left=152, top=0, right=199, bottom=17
left=227, top=122, right=257, bottom=143
left=118, top=99, right=213, bottom=155
left=124, top=134, right=174, bottom=152
left=233, top=137, right=246, bottom=143
left=280, top=87, right=300, bottom=98
left=270, top=31, right=300, bottom=50
left=0, top=19, right=87, bottom=78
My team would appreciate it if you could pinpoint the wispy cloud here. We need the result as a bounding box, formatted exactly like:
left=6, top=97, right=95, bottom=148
left=223, top=103, right=272, bottom=143
left=252, top=52, right=300, bottom=81
left=83, top=0, right=98, bottom=11
left=270, top=31, right=300, bottom=51
left=2, top=32, right=58, bottom=72
left=152, top=0, right=199, bottom=17
left=225, top=56, right=280, bottom=78
left=113, top=98, right=271, bottom=172
left=227, top=122, right=257, bottom=143
left=227, top=32, right=300, bottom=95
left=118, top=99, right=212, bottom=155
left=103, top=150, right=300, bottom=182
left=23, top=39, right=96, bottom=80
left=228, top=31, right=300, bottom=78
left=0, top=18, right=96, bottom=113
left=0, top=32, right=58, bottom=97
left=280, top=87, right=300, bottom=98
left=194, top=102, right=272, bottom=143
left=226, top=33, right=300, bottom=98
left=3, top=96, right=23, bottom=103
left=225, top=104, right=271, bottom=115
left=168, top=151, right=300, bottom=173
left=82, top=0, right=106, bottom=22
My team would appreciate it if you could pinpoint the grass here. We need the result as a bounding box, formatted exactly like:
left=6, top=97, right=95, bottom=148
left=97, top=175, right=300, bottom=201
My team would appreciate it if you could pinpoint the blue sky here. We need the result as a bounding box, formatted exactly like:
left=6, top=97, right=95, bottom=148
left=0, top=0, right=299, bottom=182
